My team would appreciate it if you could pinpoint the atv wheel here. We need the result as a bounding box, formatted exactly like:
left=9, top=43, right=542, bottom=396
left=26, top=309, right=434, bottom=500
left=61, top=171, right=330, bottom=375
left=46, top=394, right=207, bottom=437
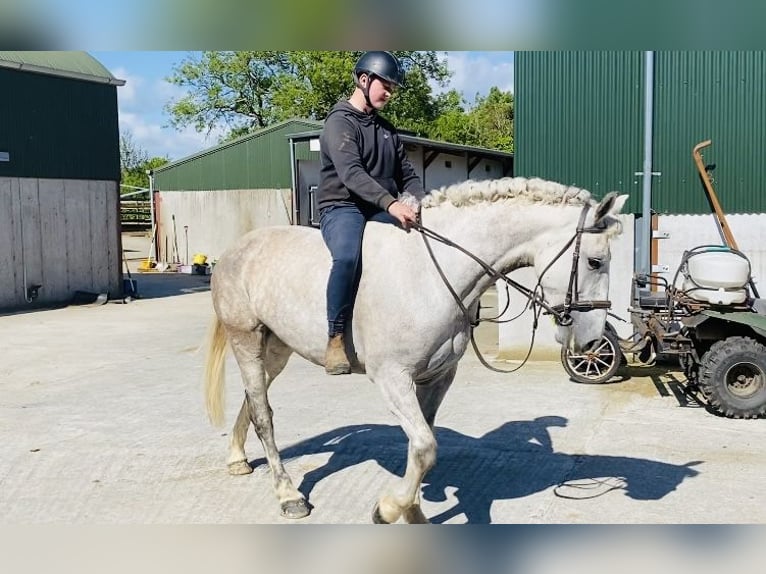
left=562, top=326, right=622, bottom=384
left=699, top=336, right=766, bottom=419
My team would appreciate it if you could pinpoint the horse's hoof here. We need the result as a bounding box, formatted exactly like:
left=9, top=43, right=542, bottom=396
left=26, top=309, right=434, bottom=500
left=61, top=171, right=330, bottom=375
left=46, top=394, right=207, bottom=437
left=402, top=505, right=430, bottom=524
left=281, top=499, right=311, bottom=519
left=227, top=460, right=254, bottom=475
left=372, top=504, right=390, bottom=524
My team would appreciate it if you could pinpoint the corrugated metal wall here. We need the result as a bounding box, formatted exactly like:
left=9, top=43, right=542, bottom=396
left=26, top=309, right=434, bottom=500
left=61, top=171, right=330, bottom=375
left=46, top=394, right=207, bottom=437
left=154, top=120, right=319, bottom=191
left=515, top=51, right=645, bottom=210
left=653, top=51, right=766, bottom=214
left=516, top=51, right=766, bottom=215
left=0, top=68, right=120, bottom=181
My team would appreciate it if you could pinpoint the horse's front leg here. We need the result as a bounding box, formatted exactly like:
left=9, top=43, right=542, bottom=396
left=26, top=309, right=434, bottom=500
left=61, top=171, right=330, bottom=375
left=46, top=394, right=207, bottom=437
left=371, top=367, right=437, bottom=524
left=416, top=365, right=458, bottom=428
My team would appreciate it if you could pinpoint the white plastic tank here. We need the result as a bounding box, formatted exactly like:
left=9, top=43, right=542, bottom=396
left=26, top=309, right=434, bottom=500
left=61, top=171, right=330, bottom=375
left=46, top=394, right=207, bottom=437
left=686, top=250, right=750, bottom=289
left=682, top=248, right=751, bottom=305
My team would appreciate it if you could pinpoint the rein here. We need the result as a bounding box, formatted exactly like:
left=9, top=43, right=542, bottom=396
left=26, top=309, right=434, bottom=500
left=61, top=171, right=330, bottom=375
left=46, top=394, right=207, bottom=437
left=412, top=204, right=611, bottom=374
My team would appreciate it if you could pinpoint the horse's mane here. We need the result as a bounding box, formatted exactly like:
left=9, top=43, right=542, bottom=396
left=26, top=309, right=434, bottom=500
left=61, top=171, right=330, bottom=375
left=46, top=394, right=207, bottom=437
left=420, top=177, right=593, bottom=209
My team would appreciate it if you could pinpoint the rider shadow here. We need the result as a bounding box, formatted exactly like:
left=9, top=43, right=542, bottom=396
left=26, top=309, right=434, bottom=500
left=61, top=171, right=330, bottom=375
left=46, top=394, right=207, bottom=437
left=249, top=417, right=702, bottom=523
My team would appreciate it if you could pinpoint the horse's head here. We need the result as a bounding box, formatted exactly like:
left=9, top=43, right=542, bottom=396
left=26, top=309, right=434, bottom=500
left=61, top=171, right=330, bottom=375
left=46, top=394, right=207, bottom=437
left=534, top=192, right=629, bottom=352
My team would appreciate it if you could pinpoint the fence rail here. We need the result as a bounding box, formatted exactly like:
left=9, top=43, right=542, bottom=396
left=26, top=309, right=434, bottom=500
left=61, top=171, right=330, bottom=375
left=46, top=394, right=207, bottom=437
left=121, top=198, right=151, bottom=228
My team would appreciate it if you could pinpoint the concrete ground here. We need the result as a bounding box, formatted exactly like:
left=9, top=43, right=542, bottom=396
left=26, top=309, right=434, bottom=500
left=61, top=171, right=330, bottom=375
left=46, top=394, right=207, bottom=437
left=0, top=232, right=764, bottom=524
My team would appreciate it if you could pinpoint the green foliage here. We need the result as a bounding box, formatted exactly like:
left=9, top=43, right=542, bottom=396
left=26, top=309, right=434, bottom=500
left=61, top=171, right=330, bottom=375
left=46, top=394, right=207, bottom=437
left=427, top=87, right=514, bottom=152
left=165, top=51, right=292, bottom=135
left=164, top=51, right=514, bottom=152
left=470, top=87, right=515, bottom=152
left=119, top=131, right=169, bottom=191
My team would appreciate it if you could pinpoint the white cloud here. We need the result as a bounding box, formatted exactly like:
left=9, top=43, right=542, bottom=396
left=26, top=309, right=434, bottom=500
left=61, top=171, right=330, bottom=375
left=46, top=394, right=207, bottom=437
left=115, top=70, right=225, bottom=160
left=435, top=51, right=514, bottom=106
left=113, top=67, right=142, bottom=105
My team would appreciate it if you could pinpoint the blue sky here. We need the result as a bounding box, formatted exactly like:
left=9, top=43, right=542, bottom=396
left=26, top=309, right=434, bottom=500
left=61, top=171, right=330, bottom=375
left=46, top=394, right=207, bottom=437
left=91, top=51, right=514, bottom=162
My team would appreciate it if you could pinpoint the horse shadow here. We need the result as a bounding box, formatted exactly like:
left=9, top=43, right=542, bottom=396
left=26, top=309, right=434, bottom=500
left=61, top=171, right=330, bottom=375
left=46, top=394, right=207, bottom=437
left=248, top=417, right=701, bottom=523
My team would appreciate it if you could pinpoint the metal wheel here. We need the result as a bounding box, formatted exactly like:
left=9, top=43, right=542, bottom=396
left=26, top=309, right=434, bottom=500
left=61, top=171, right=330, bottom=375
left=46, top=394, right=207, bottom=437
left=561, top=325, right=622, bottom=384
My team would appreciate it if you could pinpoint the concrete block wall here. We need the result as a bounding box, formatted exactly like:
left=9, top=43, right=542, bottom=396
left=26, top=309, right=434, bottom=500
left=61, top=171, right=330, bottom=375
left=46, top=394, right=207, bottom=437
left=0, top=177, right=121, bottom=311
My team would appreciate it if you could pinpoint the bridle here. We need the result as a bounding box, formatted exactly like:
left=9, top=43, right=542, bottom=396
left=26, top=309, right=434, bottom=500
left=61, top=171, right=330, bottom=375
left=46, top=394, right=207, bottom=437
left=412, top=203, right=612, bottom=373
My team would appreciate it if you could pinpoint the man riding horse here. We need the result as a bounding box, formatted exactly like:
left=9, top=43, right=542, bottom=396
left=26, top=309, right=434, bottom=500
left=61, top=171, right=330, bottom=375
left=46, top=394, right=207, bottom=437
left=318, top=51, right=425, bottom=375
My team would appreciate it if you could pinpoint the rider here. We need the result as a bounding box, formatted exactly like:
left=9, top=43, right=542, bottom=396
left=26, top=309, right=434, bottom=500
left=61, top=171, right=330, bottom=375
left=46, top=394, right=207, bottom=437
left=318, top=51, right=426, bottom=375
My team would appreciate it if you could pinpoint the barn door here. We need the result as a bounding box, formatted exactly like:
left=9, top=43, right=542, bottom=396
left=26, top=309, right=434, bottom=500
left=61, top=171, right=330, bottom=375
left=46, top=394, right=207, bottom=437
left=296, top=160, right=321, bottom=227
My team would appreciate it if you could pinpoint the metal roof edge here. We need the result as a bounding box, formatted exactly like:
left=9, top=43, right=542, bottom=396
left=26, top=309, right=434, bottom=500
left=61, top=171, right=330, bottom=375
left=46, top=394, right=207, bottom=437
left=287, top=130, right=514, bottom=159
left=0, top=58, right=125, bottom=86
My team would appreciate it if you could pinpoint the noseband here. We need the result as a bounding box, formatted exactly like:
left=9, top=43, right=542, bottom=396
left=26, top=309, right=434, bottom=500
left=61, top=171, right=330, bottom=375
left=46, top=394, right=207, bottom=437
left=413, top=203, right=611, bottom=372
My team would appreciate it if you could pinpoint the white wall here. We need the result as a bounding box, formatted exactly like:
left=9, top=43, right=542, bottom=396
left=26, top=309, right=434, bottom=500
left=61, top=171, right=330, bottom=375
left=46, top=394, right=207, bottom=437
left=0, top=177, right=121, bottom=310
left=654, top=214, right=766, bottom=292
left=155, top=189, right=292, bottom=263
left=405, top=147, right=506, bottom=192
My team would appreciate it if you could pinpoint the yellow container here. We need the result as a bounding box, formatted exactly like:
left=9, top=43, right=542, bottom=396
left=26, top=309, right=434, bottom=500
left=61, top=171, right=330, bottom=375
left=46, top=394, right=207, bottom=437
left=192, top=253, right=208, bottom=265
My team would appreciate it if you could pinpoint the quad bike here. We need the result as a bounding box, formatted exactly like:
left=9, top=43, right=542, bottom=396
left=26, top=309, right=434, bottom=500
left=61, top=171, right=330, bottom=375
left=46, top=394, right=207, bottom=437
left=561, top=140, right=766, bottom=419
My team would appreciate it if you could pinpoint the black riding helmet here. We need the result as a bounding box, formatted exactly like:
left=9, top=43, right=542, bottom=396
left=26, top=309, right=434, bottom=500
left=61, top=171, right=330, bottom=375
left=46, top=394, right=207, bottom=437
left=354, top=51, right=405, bottom=87
left=354, top=52, right=405, bottom=110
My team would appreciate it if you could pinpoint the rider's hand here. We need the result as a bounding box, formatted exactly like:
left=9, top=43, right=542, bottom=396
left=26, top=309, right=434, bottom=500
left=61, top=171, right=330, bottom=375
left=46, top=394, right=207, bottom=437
left=387, top=200, right=418, bottom=230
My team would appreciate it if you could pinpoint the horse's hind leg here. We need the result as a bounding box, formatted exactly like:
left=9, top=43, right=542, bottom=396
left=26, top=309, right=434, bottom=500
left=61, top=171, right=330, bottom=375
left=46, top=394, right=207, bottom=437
left=227, top=326, right=308, bottom=519
left=226, top=333, right=293, bottom=476
left=226, top=399, right=255, bottom=475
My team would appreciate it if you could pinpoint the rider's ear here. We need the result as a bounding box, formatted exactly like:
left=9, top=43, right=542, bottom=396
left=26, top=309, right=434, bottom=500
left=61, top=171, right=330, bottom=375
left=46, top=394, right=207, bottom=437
left=594, top=192, right=629, bottom=225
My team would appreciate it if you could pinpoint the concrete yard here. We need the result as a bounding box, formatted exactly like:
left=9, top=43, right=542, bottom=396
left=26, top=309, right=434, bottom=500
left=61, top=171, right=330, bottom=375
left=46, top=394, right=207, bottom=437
left=0, top=234, right=764, bottom=524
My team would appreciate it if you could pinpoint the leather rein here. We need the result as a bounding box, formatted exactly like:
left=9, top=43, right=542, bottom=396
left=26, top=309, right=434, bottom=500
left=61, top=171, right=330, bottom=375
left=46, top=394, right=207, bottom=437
left=412, top=203, right=611, bottom=373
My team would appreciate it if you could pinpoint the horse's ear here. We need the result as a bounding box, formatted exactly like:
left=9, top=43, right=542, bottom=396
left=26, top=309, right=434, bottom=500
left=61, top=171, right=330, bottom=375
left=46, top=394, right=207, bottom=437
left=594, top=192, right=629, bottom=224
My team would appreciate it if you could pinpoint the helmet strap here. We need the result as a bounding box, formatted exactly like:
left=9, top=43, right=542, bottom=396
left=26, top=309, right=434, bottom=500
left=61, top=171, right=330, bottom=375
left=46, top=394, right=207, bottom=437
left=357, top=72, right=375, bottom=112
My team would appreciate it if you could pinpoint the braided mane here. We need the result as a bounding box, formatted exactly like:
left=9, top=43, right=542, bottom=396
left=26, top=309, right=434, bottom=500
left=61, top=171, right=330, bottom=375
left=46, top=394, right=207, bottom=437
left=420, top=177, right=592, bottom=209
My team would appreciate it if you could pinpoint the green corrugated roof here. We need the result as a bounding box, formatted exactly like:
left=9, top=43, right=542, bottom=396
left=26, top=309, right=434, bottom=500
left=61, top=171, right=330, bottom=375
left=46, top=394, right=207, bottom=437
left=0, top=51, right=124, bottom=85
left=154, top=118, right=323, bottom=172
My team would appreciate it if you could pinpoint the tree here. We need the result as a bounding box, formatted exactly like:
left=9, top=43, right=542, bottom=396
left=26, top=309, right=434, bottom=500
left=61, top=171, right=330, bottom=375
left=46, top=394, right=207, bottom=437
left=119, top=131, right=169, bottom=190
left=468, top=87, right=514, bottom=152
left=165, top=51, right=292, bottom=137
left=428, top=90, right=476, bottom=143
left=165, top=51, right=451, bottom=140
left=423, top=87, right=514, bottom=152
left=164, top=51, right=515, bottom=153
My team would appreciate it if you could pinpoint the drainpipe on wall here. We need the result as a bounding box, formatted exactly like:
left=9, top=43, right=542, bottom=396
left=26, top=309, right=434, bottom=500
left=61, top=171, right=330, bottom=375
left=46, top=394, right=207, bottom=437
left=638, top=50, right=656, bottom=277
left=147, top=170, right=156, bottom=261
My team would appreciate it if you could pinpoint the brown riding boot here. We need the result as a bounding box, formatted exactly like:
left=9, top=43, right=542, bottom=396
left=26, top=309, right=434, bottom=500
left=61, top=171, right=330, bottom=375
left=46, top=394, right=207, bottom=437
left=325, top=334, right=351, bottom=375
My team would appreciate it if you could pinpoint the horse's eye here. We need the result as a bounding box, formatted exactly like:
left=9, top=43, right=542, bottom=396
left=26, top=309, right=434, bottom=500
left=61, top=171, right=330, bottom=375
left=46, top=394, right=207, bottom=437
left=587, top=257, right=603, bottom=270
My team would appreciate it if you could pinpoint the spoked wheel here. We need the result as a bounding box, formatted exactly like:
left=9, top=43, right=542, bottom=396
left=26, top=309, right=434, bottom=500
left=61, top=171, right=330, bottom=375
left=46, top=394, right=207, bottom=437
left=699, top=336, right=766, bottom=419
left=561, top=326, right=622, bottom=384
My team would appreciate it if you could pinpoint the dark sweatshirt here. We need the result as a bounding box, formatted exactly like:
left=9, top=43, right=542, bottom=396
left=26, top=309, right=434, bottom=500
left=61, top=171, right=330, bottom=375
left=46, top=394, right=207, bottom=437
left=317, top=100, right=425, bottom=212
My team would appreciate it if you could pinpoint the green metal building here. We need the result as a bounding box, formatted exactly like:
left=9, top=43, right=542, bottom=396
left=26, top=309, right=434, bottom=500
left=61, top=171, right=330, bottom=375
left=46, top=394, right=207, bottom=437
left=154, top=119, right=321, bottom=191
left=0, top=51, right=125, bottom=311
left=515, top=51, right=766, bottom=215
left=0, top=51, right=123, bottom=181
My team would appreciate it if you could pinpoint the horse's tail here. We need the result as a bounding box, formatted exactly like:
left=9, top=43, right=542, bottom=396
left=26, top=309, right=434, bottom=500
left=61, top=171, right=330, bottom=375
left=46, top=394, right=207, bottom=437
left=204, top=315, right=228, bottom=427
